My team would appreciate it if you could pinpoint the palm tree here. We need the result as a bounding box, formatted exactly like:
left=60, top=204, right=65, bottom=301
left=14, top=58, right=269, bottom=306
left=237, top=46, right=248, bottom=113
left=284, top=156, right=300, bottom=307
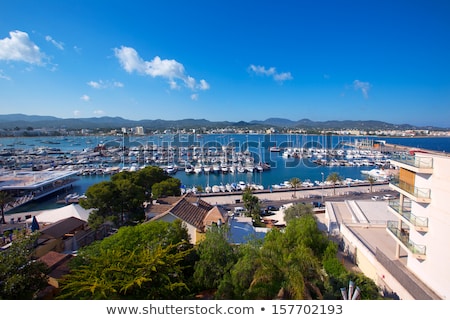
left=0, top=191, right=14, bottom=224
left=326, top=172, right=343, bottom=195
left=289, top=177, right=301, bottom=198
left=367, top=176, right=376, bottom=193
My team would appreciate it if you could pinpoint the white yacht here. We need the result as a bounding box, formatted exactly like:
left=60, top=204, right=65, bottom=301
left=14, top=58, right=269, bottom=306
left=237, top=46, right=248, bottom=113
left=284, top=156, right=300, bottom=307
left=194, top=163, right=203, bottom=174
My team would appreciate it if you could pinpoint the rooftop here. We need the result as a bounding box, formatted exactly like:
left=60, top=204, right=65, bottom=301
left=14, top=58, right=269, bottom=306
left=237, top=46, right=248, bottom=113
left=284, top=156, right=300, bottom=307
left=327, top=199, right=442, bottom=300
left=0, top=169, right=78, bottom=191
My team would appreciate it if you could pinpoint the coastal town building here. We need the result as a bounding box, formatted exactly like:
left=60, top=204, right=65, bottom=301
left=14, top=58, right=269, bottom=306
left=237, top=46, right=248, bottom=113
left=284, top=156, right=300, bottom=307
left=147, top=194, right=229, bottom=244
left=134, top=126, right=145, bottom=135
left=324, top=148, right=450, bottom=299
left=387, top=150, right=450, bottom=299
left=0, top=169, right=79, bottom=213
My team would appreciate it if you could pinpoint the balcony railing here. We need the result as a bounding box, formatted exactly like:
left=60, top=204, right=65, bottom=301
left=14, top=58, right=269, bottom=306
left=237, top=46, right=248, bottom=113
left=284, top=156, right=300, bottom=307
left=388, top=199, right=429, bottom=232
left=391, top=154, right=433, bottom=169
left=390, top=177, right=431, bottom=202
left=387, top=221, right=426, bottom=260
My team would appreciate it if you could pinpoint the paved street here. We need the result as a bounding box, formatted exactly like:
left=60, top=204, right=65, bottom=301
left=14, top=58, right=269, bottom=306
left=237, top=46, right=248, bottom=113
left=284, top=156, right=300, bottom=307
left=200, top=182, right=394, bottom=209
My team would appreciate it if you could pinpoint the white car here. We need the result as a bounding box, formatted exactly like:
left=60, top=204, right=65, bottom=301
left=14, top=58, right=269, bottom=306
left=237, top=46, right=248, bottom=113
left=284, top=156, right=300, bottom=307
left=371, top=195, right=380, bottom=201
left=382, top=194, right=396, bottom=200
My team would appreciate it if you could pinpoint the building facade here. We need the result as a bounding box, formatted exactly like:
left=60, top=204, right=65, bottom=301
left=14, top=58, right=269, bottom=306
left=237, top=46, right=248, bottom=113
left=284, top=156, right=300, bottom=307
left=388, top=150, right=450, bottom=299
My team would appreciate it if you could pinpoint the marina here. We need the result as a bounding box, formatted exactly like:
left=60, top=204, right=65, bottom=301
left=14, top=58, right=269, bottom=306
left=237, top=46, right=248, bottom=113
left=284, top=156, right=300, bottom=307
left=1, top=134, right=448, bottom=214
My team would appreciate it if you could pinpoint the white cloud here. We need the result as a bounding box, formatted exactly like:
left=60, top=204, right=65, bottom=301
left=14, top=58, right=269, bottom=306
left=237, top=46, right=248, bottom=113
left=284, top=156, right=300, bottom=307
left=248, top=64, right=293, bottom=82
left=87, top=80, right=124, bottom=89
left=87, top=80, right=102, bottom=89
left=0, top=69, right=11, bottom=80
left=353, top=80, right=372, bottom=98
left=45, top=35, right=64, bottom=50
left=93, top=110, right=105, bottom=116
left=80, top=94, right=90, bottom=102
left=73, top=110, right=81, bottom=116
left=274, top=72, right=293, bottom=82
left=0, top=30, right=45, bottom=64
left=191, top=93, right=199, bottom=101
left=199, top=79, right=210, bottom=90
left=114, top=46, right=210, bottom=92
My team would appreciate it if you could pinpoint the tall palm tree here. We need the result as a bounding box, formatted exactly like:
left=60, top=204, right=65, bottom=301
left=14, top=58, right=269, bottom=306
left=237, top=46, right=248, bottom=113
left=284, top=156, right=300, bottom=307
left=289, top=177, right=301, bottom=198
left=326, top=172, right=343, bottom=196
left=0, top=191, right=14, bottom=224
left=367, top=176, right=376, bottom=193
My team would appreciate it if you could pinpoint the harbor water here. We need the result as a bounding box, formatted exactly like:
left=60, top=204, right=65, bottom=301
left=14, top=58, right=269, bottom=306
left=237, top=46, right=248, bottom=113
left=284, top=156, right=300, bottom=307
left=2, top=134, right=449, bottom=213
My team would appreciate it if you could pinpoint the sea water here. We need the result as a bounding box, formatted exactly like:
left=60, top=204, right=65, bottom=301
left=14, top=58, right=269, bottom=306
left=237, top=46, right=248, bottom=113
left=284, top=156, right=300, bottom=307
left=2, top=134, right=449, bottom=213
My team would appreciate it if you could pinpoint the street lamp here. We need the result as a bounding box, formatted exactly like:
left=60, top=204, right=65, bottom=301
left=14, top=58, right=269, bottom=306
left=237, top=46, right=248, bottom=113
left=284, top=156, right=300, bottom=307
left=321, top=172, right=324, bottom=204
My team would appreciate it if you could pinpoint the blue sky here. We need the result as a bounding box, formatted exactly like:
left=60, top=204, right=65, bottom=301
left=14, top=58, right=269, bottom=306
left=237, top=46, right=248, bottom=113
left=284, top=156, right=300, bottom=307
left=1, top=0, right=449, bottom=127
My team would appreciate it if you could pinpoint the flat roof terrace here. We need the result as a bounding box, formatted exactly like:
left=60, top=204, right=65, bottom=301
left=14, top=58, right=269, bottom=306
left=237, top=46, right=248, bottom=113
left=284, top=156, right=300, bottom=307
left=0, top=169, right=79, bottom=200
left=327, top=199, right=441, bottom=300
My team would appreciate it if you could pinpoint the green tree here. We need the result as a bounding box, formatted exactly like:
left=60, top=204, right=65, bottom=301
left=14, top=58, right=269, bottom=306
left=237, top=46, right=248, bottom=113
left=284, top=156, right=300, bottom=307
left=113, top=177, right=146, bottom=224
left=0, top=191, right=14, bottom=224
left=226, top=216, right=327, bottom=300
left=59, top=244, right=190, bottom=299
left=282, top=215, right=329, bottom=260
left=58, top=220, right=193, bottom=299
left=247, top=224, right=324, bottom=299
left=283, top=202, right=314, bottom=224
left=0, top=233, right=49, bottom=299
left=193, top=224, right=238, bottom=292
left=216, top=238, right=264, bottom=299
left=79, top=166, right=179, bottom=228
left=242, top=188, right=261, bottom=225
left=326, top=172, right=343, bottom=195
left=289, top=177, right=301, bottom=198
left=152, top=177, right=182, bottom=198
left=132, top=166, right=171, bottom=200
left=80, top=181, right=119, bottom=229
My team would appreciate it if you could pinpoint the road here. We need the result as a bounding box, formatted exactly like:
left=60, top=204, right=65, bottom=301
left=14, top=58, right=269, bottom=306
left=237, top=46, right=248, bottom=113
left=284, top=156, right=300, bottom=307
left=199, top=182, right=395, bottom=210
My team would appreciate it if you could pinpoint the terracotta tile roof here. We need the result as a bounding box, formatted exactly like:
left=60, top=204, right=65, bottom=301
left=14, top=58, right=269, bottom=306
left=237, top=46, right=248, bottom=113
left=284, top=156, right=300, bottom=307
left=40, top=216, right=86, bottom=239
left=38, top=251, right=71, bottom=270
left=169, top=198, right=210, bottom=231
left=156, top=196, right=183, bottom=205
left=150, top=194, right=226, bottom=232
left=146, top=203, right=174, bottom=214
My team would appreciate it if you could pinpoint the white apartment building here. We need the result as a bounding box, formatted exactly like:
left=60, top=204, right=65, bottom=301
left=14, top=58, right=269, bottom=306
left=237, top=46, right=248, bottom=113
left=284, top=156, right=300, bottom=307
left=388, top=150, right=450, bottom=299
left=135, top=126, right=145, bottom=135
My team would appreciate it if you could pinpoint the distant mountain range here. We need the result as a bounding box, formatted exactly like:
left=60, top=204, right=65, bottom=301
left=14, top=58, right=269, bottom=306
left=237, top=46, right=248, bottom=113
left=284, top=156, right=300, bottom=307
left=0, top=113, right=446, bottom=131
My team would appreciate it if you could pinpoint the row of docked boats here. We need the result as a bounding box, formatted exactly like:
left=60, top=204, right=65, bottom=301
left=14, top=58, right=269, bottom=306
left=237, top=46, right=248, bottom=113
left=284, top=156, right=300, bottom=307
left=181, top=180, right=265, bottom=194
left=280, top=146, right=391, bottom=167
left=181, top=160, right=271, bottom=175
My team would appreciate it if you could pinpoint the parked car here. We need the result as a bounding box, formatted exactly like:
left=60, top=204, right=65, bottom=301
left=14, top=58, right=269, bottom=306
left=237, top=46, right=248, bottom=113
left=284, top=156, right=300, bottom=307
left=382, top=194, right=396, bottom=200
left=234, top=207, right=246, bottom=215
left=371, top=195, right=381, bottom=201
left=260, top=209, right=275, bottom=217
left=311, top=201, right=323, bottom=208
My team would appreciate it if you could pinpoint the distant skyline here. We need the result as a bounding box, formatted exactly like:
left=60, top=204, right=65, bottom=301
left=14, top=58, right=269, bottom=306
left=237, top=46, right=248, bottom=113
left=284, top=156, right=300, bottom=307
left=1, top=0, right=449, bottom=127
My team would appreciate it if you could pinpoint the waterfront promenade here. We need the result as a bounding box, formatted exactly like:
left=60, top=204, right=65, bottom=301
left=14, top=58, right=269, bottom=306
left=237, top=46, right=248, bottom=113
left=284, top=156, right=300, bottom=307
left=197, top=182, right=391, bottom=206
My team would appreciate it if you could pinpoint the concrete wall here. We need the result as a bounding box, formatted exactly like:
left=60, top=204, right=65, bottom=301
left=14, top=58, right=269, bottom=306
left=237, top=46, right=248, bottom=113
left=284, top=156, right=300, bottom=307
left=339, top=223, right=413, bottom=299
